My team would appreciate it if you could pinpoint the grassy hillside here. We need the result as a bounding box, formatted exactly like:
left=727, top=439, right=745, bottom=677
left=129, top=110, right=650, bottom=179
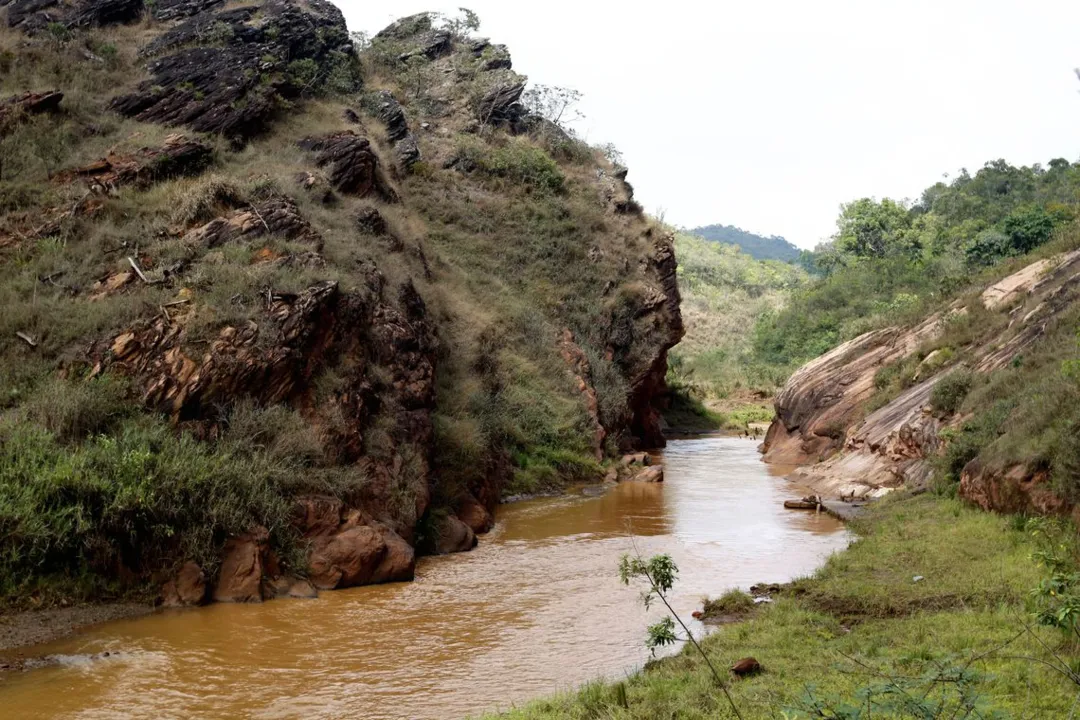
left=665, top=233, right=806, bottom=430
left=0, top=7, right=681, bottom=605
left=689, top=223, right=801, bottom=263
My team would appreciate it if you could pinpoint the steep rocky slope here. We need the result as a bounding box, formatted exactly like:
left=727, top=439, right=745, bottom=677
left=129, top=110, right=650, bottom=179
left=762, top=249, right=1080, bottom=512
left=0, top=4, right=682, bottom=605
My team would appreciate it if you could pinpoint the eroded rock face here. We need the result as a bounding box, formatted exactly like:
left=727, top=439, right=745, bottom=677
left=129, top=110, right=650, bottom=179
left=182, top=195, right=322, bottom=251
left=111, top=0, right=356, bottom=140
left=621, top=232, right=684, bottom=449
left=298, top=133, right=397, bottom=199
left=433, top=515, right=477, bottom=555
left=3, top=0, right=142, bottom=31
left=559, top=329, right=605, bottom=460
left=213, top=528, right=268, bottom=603
left=0, top=90, right=62, bottom=134
left=765, top=251, right=1080, bottom=505
left=161, top=561, right=207, bottom=607
left=54, top=135, right=213, bottom=192
left=370, top=91, right=421, bottom=172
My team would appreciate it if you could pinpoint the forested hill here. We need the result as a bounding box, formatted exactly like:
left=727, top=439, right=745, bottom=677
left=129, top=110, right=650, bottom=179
left=689, top=223, right=801, bottom=262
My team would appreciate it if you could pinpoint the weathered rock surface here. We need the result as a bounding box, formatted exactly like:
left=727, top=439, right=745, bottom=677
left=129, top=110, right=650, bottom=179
left=3, top=0, right=142, bottom=31
left=111, top=0, right=355, bottom=140
left=212, top=528, right=268, bottom=603
left=182, top=195, right=322, bottom=250
left=764, top=251, right=1080, bottom=504
left=559, top=329, right=605, bottom=460
left=298, top=132, right=397, bottom=199
left=54, top=135, right=213, bottom=192
left=477, top=81, right=526, bottom=127
left=0, top=90, right=62, bottom=134
left=370, top=90, right=421, bottom=172
left=457, top=494, right=494, bottom=534
left=160, top=561, right=207, bottom=607
left=621, top=232, right=684, bottom=449
left=433, top=515, right=477, bottom=555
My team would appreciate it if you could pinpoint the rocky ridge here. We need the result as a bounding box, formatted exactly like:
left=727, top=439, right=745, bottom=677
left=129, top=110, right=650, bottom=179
left=763, top=250, right=1080, bottom=507
left=0, top=3, right=683, bottom=606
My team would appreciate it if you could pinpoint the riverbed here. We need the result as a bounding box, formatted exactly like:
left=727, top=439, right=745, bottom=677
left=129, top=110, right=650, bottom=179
left=0, top=437, right=850, bottom=719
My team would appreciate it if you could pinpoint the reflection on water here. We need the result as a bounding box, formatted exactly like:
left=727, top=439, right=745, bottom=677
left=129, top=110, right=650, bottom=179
left=0, top=438, right=849, bottom=720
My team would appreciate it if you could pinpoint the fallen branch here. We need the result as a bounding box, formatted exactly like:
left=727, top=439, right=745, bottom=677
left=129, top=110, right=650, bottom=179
left=250, top=203, right=271, bottom=234
left=127, top=256, right=151, bottom=284
left=160, top=305, right=171, bottom=324
left=163, top=298, right=191, bottom=308
left=15, top=331, right=37, bottom=348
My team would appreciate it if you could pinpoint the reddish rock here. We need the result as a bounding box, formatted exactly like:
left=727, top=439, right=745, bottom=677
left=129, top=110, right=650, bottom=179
left=54, top=135, right=213, bottom=191
left=371, top=528, right=416, bottom=584
left=0, top=90, right=63, bottom=134
left=307, top=526, right=387, bottom=590
left=213, top=528, right=268, bottom=603
left=621, top=453, right=650, bottom=467
left=960, top=460, right=1069, bottom=517
left=292, top=496, right=344, bottom=537
left=161, top=561, right=207, bottom=607
left=731, top=657, right=761, bottom=676
left=457, top=494, right=494, bottom=534
left=434, top=515, right=477, bottom=555
left=558, top=329, right=606, bottom=460
left=633, top=466, right=664, bottom=483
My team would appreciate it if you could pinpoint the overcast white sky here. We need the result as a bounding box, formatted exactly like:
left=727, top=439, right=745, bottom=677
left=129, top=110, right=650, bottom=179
left=339, top=1, right=1080, bottom=249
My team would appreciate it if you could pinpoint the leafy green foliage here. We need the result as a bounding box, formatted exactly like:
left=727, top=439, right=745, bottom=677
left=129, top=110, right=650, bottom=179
left=834, top=197, right=917, bottom=259
left=929, top=369, right=973, bottom=416
left=454, top=135, right=566, bottom=193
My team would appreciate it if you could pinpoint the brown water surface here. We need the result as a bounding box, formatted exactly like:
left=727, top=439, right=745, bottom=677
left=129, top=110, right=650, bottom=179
left=1, top=437, right=849, bottom=719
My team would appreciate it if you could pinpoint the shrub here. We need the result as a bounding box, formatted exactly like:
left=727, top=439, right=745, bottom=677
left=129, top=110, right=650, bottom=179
left=930, top=369, right=974, bottom=416
left=21, top=377, right=133, bottom=443
left=454, top=135, right=565, bottom=193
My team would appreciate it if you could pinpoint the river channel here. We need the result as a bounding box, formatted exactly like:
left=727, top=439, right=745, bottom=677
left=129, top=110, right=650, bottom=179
left=1, top=436, right=850, bottom=719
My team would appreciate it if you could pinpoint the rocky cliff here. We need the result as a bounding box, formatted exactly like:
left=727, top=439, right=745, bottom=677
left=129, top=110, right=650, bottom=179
left=763, top=250, right=1080, bottom=512
left=0, top=4, right=682, bottom=606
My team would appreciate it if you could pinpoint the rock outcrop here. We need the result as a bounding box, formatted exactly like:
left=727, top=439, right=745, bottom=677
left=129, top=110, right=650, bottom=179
left=764, top=251, right=1080, bottom=503
left=298, top=132, right=397, bottom=199
left=3, top=0, right=143, bottom=31
left=54, top=135, right=213, bottom=192
left=111, top=0, right=356, bottom=140
left=0, top=90, right=62, bottom=134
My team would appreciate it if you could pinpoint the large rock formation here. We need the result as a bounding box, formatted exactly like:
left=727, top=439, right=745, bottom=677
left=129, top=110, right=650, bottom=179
left=110, top=0, right=357, bottom=140
left=0, top=1, right=685, bottom=606
left=764, top=251, right=1080, bottom=503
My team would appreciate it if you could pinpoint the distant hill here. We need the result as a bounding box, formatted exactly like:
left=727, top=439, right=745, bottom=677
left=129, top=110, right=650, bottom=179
left=689, top=224, right=801, bottom=262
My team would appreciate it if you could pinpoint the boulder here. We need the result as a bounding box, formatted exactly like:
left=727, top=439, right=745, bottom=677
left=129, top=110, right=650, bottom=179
left=307, top=526, right=387, bottom=590
left=476, top=81, right=526, bottom=127
left=621, top=453, right=650, bottom=467
left=213, top=528, right=268, bottom=603
left=371, top=528, right=416, bottom=584
left=263, top=575, right=318, bottom=599
left=434, top=515, right=477, bottom=555
left=634, top=466, right=664, bottom=483
left=54, top=135, right=213, bottom=192
left=457, top=494, right=494, bottom=534
left=731, top=657, right=761, bottom=677
left=298, top=132, right=397, bottom=199
left=0, top=90, right=62, bottom=134
left=160, top=561, right=207, bottom=607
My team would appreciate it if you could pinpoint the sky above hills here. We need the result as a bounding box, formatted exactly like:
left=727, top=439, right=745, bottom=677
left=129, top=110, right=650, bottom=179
left=342, top=1, right=1080, bottom=249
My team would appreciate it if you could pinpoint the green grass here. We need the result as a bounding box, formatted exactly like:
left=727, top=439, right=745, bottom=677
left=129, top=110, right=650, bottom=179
left=486, top=494, right=1077, bottom=719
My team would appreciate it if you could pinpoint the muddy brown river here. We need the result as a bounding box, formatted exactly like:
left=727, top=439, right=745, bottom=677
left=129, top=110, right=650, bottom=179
left=1, top=437, right=849, bottom=719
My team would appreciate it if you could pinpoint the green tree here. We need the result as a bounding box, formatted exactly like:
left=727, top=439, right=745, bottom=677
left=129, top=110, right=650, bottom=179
left=834, top=197, right=916, bottom=259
